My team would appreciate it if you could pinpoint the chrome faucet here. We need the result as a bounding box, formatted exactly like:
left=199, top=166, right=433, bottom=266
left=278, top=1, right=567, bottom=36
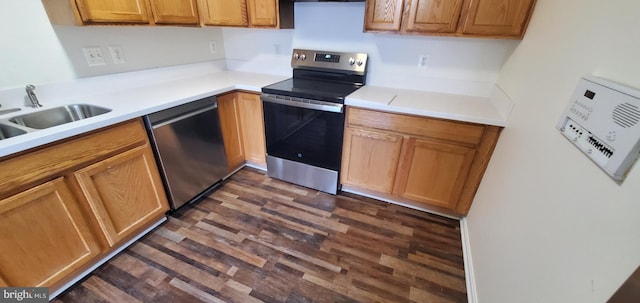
left=26, top=84, right=43, bottom=108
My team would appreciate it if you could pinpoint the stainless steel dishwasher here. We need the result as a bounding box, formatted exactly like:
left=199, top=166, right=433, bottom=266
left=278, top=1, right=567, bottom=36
left=145, top=96, right=228, bottom=210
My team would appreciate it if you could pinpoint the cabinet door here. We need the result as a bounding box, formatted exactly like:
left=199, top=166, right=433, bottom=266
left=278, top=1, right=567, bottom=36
left=149, top=0, right=199, bottom=24
left=218, top=93, right=246, bottom=172
left=0, top=178, right=100, bottom=287
left=237, top=93, right=267, bottom=168
left=341, top=127, right=403, bottom=194
left=200, top=0, right=248, bottom=26
left=247, top=0, right=277, bottom=27
left=394, top=137, right=475, bottom=209
left=72, top=145, right=169, bottom=247
left=75, top=0, right=151, bottom=23
left=403, top=0, right=464, bottom=33
left=459, top=0, right=535, bottom=37
left=364, top=0, right=405, bottom=31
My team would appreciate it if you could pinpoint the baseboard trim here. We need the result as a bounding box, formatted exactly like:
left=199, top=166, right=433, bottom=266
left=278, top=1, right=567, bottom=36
left=50, top=217, right=167, bottom=300
left=340, top=186, right=461, bottom=220
left=244, top=162, right=267, bottom=171
left=460, top=217, right=478, bottom=303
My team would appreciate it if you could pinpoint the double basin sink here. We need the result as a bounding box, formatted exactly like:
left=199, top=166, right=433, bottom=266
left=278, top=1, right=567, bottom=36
left=0, top=104, right=112, bottom=140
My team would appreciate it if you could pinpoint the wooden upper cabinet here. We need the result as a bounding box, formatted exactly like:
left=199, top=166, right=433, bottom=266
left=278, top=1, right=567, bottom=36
left=364, top=0, right=536, bottom=38
left=75, top=0, right=151, bottom=23
left=402, top=0, right=465, bottom=33
left=365, top=0, right=405, bottom=31
left=0, top=178, right=100, bottom=287
left=149, top=0, right=199, bottom=24
left=247, top=0, right=278, bottom=27
left=459, top=0, right=536, bottom=38
left=199, top=0, right=248, bottom=26
left=43, top=0, right=291, bottom=28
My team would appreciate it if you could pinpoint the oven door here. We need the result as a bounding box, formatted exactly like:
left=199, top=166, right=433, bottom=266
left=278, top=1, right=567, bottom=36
left=261, top=94, right=345, bottom=172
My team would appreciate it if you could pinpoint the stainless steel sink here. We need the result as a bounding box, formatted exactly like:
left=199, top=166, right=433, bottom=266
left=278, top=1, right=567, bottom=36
left=0, top=124, right=27, bottom=140
left=9, top=104, right=111, bottom=129
left=0, top=108, right=21, bottom=116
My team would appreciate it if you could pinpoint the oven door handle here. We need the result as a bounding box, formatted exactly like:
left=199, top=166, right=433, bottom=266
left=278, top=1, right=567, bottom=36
left=261, top=94, right=344, bottom=113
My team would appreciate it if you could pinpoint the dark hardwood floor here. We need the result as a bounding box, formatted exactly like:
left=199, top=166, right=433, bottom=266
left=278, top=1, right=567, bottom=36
left=53, top=168, right=466, bottom=303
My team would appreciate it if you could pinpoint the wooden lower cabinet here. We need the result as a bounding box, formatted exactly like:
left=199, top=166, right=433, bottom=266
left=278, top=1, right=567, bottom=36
left=237, top=92, right=267, bottom=167
left=218, top=92, right=246, bottom=172
left=393, top=137, right=476, bottom=209
left=218, top=91, right=267, bottom=171
left=0, top=178, right=100, bottom=288
left=341, top=107, right=501, bottom=216
left=72, top=145, right=168, bottom=247
left=341, top=127, right=403, bottom=193
left=0, top=118, right=168, bottom=292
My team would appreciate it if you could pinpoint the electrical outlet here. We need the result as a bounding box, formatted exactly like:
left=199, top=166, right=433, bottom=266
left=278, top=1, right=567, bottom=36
left=418, top=54, right=430, bottom=68
left=108, top=45, right=126, bottom=64
left=82, top=47, right=105, bottom=66
left=209, top=41, right=217, bottom=54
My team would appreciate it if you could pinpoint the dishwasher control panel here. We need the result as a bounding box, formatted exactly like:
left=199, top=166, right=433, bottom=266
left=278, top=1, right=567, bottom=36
left=557, top=75, right=640, bottom=181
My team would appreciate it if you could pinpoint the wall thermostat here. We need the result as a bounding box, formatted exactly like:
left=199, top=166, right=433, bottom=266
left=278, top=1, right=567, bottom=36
left=557, top=75, right=640, bottom=182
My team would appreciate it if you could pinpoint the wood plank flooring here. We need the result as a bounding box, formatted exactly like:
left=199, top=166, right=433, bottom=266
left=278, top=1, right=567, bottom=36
left=53, top=168, right=466, bottom=303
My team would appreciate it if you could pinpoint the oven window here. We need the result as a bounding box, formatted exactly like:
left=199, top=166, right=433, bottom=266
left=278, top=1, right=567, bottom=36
left=263, top=101, right=345, bottom=171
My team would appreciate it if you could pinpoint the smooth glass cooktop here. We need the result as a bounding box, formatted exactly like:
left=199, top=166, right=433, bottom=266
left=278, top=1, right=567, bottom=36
left=262, top=78, right=363, bottom=103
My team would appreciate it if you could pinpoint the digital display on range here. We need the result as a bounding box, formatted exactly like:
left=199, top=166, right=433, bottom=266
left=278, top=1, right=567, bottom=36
left=315, top=53, right=340, bottom=63
left=584, top=90, right=596, bottom=100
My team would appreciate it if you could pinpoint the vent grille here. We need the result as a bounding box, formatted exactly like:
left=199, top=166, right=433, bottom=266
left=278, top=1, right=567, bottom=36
left=612, top=102, right=640, bottom=128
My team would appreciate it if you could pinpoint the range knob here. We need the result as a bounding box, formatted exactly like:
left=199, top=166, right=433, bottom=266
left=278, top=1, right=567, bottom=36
left=357, top=59, right=364, bottom=66
left=293, top=53, right=300, bottom=60
left=348, top=57, right=355, bottom=65
left=300, top=54, right=307, bottom=61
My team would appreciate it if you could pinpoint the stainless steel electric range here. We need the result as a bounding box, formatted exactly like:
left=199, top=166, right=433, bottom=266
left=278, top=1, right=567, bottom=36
left=261, top=49, right=368, bottom=194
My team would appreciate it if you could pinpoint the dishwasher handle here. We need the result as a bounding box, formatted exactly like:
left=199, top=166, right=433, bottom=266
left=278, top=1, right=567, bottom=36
left=151, top=104, right=217, bottom=129
left=147, top=97, right=217, bottom=128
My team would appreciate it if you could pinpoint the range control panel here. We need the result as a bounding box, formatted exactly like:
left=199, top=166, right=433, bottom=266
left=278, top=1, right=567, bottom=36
left=557, top=76, right=640, bottom=181
left=291, top=49, right=368, bottom=75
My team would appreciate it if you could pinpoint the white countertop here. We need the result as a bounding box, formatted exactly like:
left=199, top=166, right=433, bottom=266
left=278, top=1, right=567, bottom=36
left=0, top=63, right=289, bottom=158
left=0, top=61, right=512, bottom=159
left=346, top=85, right=512, bottom=126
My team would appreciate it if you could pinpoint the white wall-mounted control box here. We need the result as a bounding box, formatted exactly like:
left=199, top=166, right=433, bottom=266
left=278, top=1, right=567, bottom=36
left=557, top=76, right=640, bottom=181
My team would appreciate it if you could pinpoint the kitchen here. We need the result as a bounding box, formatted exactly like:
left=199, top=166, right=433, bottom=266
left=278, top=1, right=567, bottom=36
left=1, top=0, right=639, bottom=302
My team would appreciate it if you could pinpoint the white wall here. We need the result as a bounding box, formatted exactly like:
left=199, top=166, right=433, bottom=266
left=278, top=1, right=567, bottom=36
left=223, top=2, right=519, bottom=96
left=3, top=1, right=517, bottom=96
left=0, top=1, right=75, bottom=89
left=53, top=25, right=225, bottom=78
left=467, top=0, right=640, bottom=302
left=0, top=0, right=225, bottom=90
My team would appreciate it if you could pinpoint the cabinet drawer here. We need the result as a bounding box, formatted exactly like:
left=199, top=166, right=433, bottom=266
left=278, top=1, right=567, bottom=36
left=346, top=107, right=486, bottom=145
left=0, top=119, right=148, bottom=197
